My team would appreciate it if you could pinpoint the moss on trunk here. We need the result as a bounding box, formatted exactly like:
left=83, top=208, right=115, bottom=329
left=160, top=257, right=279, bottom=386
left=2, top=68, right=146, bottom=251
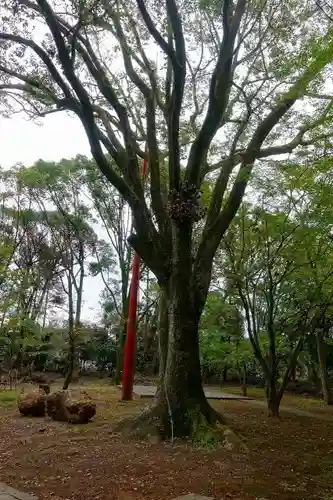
left=115, top=220, right=232, bottom=443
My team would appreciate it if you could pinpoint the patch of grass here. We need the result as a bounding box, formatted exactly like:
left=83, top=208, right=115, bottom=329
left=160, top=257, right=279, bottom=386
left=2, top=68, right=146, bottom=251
left=221, top=385, right=267, bottom=399
left=0, top=389, right=18, bottom=405
left=221, top=385, right=333, bottom=416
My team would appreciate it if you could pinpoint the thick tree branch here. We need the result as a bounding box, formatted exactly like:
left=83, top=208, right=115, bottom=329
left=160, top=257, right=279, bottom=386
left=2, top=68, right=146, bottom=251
left=98, top=2, right=165, bottom=114
left=107, top=10, right=152, bottom=100
left=145, top=99, right=169, bottom=235
left=31, top=0, right=141, bottom=210
left=135, top=0, right=178, bottom=67
left=185, top=0, right=246, bottom=187
left=207, top=119, right=333, bottom=176
left=0, top=33, right=74, bottom=101
left=194, top=33, right=333, bottom=303
left=99, top=8, right=167, bottom=231
left=166, top=0, right=186, bottom=191
left=52, top=17, right=148, bottom=206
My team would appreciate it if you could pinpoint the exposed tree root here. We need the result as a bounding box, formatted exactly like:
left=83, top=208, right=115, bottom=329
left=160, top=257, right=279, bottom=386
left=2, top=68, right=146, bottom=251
left=114, top=398, right=247, bottom=451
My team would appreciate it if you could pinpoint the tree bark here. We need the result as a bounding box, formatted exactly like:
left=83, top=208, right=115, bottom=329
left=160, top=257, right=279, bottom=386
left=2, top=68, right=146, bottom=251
left=149, top=292, right=224, bottom=438
left=266, top=377, right=281, bottom=417
left=63, top=273, right=75, bottom=390
left=241, top=362, right=247, bottom=397
left=114, top=317, right=127, bottom=385
left=117, top=221, right=226, bottom=439
left=267, top=391, right=280, bottom=417
left=290, top=364, right=296, bottom=383
left=308, top=361, right=319, bottom=385
left=158, top=288, right=169, bottom=382
left=316, top=331, right=332, bottom=405
left=156, top=221, right=216, bottom=437
left=63, top=333, right=75, bottom=390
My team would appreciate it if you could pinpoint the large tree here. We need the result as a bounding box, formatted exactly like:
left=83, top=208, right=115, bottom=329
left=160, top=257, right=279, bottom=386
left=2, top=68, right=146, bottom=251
left=1, top=0, right=333, bottom=438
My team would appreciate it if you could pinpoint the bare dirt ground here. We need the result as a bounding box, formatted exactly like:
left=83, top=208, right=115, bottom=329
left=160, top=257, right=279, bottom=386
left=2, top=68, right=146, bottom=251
left=0, top=381, right=332, bottom=500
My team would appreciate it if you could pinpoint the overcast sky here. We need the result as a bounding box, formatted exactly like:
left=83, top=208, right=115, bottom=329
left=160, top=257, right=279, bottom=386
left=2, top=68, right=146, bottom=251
left=0, top=112, right=105, bottom=323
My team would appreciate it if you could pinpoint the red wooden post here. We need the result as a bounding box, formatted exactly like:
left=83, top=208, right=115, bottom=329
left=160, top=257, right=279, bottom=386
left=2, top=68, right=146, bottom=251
left=121, top=155, right=148, bottom=400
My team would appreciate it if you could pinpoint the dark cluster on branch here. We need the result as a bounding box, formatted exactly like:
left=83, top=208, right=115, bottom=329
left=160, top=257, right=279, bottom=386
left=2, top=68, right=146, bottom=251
left=167, top=181, right=205, bottom=223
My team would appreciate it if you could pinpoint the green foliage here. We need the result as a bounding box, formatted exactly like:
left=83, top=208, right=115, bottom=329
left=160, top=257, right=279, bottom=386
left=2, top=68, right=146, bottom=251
left=199, top=291, right=256, bottom=379
left=0, top=390, right=18, bottom=405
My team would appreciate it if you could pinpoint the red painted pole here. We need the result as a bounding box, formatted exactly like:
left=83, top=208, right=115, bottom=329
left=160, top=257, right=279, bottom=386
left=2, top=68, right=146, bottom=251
left=121, top=155, right=148, bottom=400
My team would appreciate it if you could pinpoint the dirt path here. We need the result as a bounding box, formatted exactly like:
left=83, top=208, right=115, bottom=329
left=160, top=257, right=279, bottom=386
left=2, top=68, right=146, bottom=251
left=241, top=398, right=332, bottom=420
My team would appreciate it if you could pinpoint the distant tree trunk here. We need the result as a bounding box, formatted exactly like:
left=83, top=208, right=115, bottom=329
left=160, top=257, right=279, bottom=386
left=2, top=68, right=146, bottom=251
left=266, top=381, right=280, bottom=417
left=63, top=332, right=75, bottom=390
left=223, top=365, right=228, bottom=383
left=218, top=365, right=227, bottom=387
left=308, top=361, right=319, bottom=385
left=114, top=317, right=127, bottom=385
left=114, top=253, right=131, bottom=384
left=63, top=273, right=75, bottom=390
left=150, top=346, right=159, bottom=376
left=316, top=331, right=332, bottom=405
left=201, top=365, right=209, bottom=384
left=241, top=362, right=248, bottom=397
left=265, top=338, right=303, bottom=417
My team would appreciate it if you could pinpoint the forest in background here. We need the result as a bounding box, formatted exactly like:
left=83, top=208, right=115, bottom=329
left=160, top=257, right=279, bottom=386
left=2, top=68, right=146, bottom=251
left=1, top=153, right=333, bottom=416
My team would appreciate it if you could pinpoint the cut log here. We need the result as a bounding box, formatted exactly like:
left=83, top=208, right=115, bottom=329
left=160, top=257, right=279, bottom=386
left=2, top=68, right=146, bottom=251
left=46, top=390, right=96, bottom=424
left=18, top=389, right=46, bottom=417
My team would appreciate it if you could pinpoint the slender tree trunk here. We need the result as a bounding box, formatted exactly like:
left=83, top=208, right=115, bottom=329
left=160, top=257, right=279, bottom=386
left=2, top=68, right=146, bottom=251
left=308, top=361, right=319, bottom=385
left=316, top=331, right=332, bottom=405
left=63, top=274, right=75, bottom=390
left=42, top=287, right=50, bottom=329
left=114, top=316, right=127, bottom=385
left=266, top=382, right=280, bottom=417
left=241, top=362, right=248, bottom=397
left=266, top=338, right=303, bottom=417
left=151, top=346, right=159, bottom=376
left=290, top=364, right=296, bottom=383
left=63, top=332, right=75, bottom=390
left=114, top=258, right=131, bottom=384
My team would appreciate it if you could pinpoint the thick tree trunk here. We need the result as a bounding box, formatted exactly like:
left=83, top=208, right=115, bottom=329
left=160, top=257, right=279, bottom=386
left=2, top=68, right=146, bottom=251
left=316, top=331, right=332, bottom=405
left=157, top=221, right=217, bottom=437
left=116, top=221, right=226, bottom=440
left=157, top=289, right=169, bottom=384
left=145, top=296, right=224, bottom=439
